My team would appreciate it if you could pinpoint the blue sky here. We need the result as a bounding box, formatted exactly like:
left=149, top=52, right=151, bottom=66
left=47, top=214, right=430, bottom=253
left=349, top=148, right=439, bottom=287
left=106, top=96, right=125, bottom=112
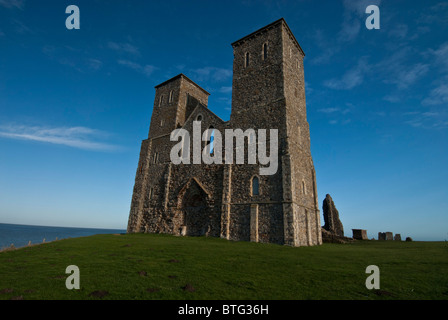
left=0, top=0, right=447, bottom=240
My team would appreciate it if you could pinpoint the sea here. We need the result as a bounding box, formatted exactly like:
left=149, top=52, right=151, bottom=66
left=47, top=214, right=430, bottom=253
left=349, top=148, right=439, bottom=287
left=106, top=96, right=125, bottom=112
left=0, top=223, right=126, bottom=250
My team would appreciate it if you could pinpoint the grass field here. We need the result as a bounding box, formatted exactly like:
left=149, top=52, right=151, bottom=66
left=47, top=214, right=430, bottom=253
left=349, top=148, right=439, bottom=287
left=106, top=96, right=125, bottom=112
left=0, top=233, right=447, bottom=300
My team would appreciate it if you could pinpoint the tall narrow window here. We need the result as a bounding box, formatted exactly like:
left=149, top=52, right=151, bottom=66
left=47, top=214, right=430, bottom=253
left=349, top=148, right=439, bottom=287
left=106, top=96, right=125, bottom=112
left=159, top=95, right=164, bottom=107
left=245, top=52, right=250, bottom=68
left=263, top=43, right=268, bottom=60
left=252, top=176, right=259, bottom=196
left=209, top=127, right=215, bottom=154
left=302, top=180, right=306, bottom=195
left=149, top=187, right=154, bottom=200
left=169, top=90, right=173, bottom=103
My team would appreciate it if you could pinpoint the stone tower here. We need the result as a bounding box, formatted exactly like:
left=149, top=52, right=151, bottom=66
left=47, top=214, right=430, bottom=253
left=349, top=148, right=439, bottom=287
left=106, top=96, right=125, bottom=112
left=225, top=18, right=321, bottom=246
left=127, top=74, right=213, bottom=234
left=127, top=18, right=322, bottom=247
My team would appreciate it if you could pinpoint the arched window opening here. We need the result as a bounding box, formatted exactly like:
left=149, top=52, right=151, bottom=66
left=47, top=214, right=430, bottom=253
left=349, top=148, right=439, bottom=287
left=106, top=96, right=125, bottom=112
left=153, top=152, right=159, bottom=164
left=209, top=127, right=215, bottom=154
left=252, top=176, right=259, bottom=196
left=263, top=43, right=268, bottom=60
left=159, top=95, right=164, bottom=107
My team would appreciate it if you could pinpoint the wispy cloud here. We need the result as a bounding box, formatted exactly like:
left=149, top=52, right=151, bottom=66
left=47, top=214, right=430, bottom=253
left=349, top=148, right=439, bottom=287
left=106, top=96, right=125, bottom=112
left=388, top=24, right=408, bottom=40
left=422, top=83, right=448, bottom=106
left=309, top=29, right=340, bottom=65
left=11, top=18, right=33, bottom=34
left=310, top=0, right=381, bottom=65
left=417, top=2, right=448, bottom=25
left=108, top=42, right=141, bottom=56
left=374, top=47, right=429, bottom=90
left=427, top=42, right=448, bottom=71
left=118, top=60, right=156, bottom=77
left=0, top=124, right=120, bottom=151
left=218, top=86, right=232, bottom=93
left=0, top=0, right=24, bottom=9
left=41, top=45, right=102, bottom=73
left=421, top=43, right=448, bottom=106
left=324, top=57, right=370, bottom=90
left=338, top=0, right=382, bottom=42
left=87, top=58, right=103, bottom=71
left=402, top=110, right=447, bottom=129
left=338, top=15, right=361, bottom=43
left=384, top=63, right=429, bottom=89
left=317, top=107, right=340, bottom=114
left=190, top=67, right=232, bottom=82
left=383, top=94, right=401, bottom=103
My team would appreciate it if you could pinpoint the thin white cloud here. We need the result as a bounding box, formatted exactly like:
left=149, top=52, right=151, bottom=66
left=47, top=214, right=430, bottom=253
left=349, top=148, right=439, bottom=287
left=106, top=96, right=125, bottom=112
left=402, top=110, right=447, bottom=129
left=342, top=0, right=381, bottom=17
left=88, top=58, right=103, bottom=71
left=318, top=108, right=340, bottom=113
left=338, top=0, right=382, bottom=42
left=324, top=57, right=370, bottom=90
left=0, top=124, right=120, bottom=151
left=108, top=42, right=140, bottom=56
left=311, top=0, right=381, bottom=64
left=383, top=94, right=401, bottom=103
left=12, top=19, right=33, bottom=34
left=0, top=0, right=24, bottom=9
left=417, top=2, right=448, bottom=25
left=190, top=67, right=232, bottom=82
left=422, top=83, right=448, bottom=106
left=388, top=24, right=408, bottom=39
left=219, top=86, right=232, bottom=93
left=405, top=119, right=423, bottom=128
left=309, top=29, right=340, bottom=65
left=118, top=60, right=156, bottom=77
left=421, top=112, right=439, bottom=117
left=338, top=16, right=361, bottom=43
left=427, top=42, right=448, bottom=71
left=375, top=47, right=429, bottom=90
left=384, top=63, right=429, bottom=89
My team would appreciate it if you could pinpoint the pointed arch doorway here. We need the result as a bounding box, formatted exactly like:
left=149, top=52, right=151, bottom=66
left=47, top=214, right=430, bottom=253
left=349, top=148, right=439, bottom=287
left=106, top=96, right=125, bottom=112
left=178, top=178, right=211, bottom=237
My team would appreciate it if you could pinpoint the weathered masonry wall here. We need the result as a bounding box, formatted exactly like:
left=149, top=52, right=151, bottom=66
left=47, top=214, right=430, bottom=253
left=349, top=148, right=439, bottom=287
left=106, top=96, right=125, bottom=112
left=128, top=18, right=322, bottom=247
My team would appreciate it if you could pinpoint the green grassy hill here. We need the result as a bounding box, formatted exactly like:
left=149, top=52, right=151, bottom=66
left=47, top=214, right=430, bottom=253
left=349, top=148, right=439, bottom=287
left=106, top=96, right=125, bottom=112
left=0, top=233, right=447, bottom=300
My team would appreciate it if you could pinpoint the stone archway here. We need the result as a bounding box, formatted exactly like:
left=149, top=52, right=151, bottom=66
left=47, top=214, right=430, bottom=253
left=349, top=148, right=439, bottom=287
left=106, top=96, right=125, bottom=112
left=179, top=178, right=210, bottom=236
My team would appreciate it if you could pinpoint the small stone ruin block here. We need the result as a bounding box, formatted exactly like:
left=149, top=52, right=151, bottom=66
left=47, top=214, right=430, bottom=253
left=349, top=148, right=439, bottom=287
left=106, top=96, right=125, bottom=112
left=352, top=229, right=368, bottom=240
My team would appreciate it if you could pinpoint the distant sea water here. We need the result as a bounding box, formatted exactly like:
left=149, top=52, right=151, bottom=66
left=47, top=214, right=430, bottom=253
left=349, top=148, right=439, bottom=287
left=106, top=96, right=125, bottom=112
left=0, top=223, right=126, bottom=250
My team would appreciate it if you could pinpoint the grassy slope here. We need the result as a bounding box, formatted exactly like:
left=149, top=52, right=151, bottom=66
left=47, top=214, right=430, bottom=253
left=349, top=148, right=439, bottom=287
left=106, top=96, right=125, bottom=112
left=0, top=233, right=447, bottom=300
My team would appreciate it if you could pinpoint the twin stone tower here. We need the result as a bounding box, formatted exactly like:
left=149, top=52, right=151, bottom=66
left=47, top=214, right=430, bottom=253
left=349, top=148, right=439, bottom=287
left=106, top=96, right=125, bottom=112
left=127, top=18, right=323, bottom=247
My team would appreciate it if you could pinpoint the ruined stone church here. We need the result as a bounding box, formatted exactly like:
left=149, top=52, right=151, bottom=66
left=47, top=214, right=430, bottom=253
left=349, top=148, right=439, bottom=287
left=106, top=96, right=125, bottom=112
left=127, top=18, right=322, bottom=247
